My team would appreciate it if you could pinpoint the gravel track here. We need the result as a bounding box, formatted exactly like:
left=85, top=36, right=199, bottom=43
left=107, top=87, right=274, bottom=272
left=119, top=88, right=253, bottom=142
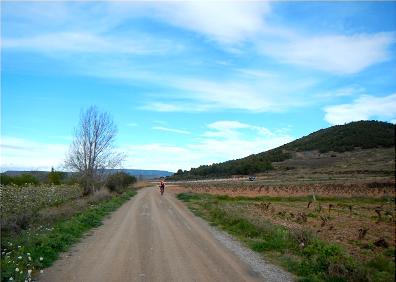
left=39, top=187, right=293, bottom=282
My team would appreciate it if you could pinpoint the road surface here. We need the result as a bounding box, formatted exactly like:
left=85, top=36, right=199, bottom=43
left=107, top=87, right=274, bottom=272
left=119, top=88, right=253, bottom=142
left=39, top=187, right=292, bottom=282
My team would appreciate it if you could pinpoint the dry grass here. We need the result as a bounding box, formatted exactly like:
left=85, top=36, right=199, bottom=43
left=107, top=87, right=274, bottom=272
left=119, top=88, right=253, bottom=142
left=38, top=188, right=113, bottom=226
left=178, top=181, right=395, bottom=198
left=133, top=181, right=153, bottom=189
left=242, top=198, right=395, bottom=262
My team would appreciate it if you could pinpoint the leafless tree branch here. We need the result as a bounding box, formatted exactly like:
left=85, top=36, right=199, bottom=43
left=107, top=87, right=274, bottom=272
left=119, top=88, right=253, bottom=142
left=65, top=106, right=124, bottom=194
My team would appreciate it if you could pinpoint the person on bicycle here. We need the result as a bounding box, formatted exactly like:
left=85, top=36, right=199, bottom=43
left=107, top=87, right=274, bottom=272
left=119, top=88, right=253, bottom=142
left=159, top=180, right=165, bottom=195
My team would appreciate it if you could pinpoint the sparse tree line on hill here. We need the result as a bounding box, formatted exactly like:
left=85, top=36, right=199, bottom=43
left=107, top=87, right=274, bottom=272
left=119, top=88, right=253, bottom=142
left=169, top=121, right=395, bottom=180
left=1, top=106, right=137, bottom=194
left=170, top=149, right=290, bottom=180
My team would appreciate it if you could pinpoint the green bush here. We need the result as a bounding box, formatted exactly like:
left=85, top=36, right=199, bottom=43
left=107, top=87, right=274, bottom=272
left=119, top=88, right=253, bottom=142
left=0, top=173, right=39, bottom=186
left=0, top=173, right=12, bottom=185
left=105, top=172, right=137, bottom=193
left=47, top=168, right=65, bottom=185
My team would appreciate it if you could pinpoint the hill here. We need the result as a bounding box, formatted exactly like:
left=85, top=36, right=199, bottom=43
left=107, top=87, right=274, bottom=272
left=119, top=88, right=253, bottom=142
left=170, top=120, right=395, bottom=179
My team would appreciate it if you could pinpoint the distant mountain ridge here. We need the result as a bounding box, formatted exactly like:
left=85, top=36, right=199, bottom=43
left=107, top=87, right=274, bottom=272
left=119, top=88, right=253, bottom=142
left=4, top=169, right=174, bottom=180
left=170, top=120, right=395, bottom=179
left=108, top=169, right=173, bottom=179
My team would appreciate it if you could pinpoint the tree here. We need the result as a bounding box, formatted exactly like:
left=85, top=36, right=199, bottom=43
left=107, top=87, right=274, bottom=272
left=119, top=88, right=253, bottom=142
left=65, top=106, right=124, bottom=195
left=48, top=167, right=65, bottom=185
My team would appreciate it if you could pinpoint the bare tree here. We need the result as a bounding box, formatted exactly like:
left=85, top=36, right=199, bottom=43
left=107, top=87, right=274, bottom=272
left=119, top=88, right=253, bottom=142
left=65, top=106, right=124, bottom=195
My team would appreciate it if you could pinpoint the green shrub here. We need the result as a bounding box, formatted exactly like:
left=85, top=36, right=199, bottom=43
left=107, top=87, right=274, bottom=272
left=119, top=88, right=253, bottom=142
left=47, top=168, right=65, bottom=185
left=105, top=172, right=137, bottom=193
left=0, top=173, right=12, bottom=185
left=0, top=173, right=39, bottom=186
left=14, top=174, right=39, bottom=186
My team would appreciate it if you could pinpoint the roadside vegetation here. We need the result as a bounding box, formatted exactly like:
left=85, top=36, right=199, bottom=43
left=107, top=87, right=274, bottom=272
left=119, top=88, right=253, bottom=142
left=1, top=106, right=139, bottom=282
left=1, top=185, right=136, bottom=282
left=1, top=172, right=137, bottom=282
left=178, top=192, right=395, bottom=282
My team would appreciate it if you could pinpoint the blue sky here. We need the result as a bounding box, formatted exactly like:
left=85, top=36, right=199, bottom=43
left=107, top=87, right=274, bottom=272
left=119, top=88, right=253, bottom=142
left=1, top=1, right=396, bottom=172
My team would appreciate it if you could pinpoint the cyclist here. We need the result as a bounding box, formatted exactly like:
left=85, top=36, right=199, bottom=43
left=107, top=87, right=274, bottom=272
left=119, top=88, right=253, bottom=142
left=159, top=180, right=165, bottom=195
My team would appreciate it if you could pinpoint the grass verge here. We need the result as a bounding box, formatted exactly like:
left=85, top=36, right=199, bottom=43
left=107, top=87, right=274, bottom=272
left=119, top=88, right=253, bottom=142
left=177, top=192, right=395, bottom=282
left=1, top=189, right=137, bottom=282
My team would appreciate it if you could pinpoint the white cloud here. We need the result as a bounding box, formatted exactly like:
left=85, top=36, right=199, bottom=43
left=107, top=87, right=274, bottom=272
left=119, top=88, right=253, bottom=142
left=0, top=137, right=68, bottom=171
left=324, top=93, right=396, bottom=125
left=261, top=32, right=395, bottom=75
left=1, top=120, right=293, bottom=172
left=152, top=126, right=190, bottom=135
left=2, top=31, right=179, bottom=54
left=153, top=3, right=395, bottom=74
left=142, top=76, right=316, bottom=113
left=316, top=85, right=366, bottom=98
left=4, top=1, right=394, bottom=76
left=121, top=120, right=293, bottom=171
left=205, top=121, right=273, bottom=138
left=237, top=69, right=277, bottom=79
left=150, top=3, right=395, bottom=74
left=154, top=2, right=270, bottom=44
left=142, top=102, right=208, bottom=112
left=127, top=122, right=138, bottom=127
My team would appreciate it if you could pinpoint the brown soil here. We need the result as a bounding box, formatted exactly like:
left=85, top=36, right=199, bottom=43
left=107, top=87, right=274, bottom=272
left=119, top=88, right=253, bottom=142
left=172, top=183, right=395, bottom=263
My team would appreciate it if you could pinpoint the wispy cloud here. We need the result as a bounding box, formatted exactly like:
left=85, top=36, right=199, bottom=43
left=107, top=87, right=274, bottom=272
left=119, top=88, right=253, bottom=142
left=152, top=126, right=190, bottom=135
left=316, top=85, right=366, bottom=98
left=260, top=32, right=396, bottom=75
left=123, top=120, right=293, bottom=171
left=204, top=121, right=273, bottom=138
left=142, top=76, right=316, bottom=113
left=4, top=1, right=395, bottom=76
left=0, top=136, right=68, bottom=171
left=149, top=2, right=395, bottom=74
left=154, top=2, right=270, bottom=44
left=2, top=31, right=181, bottom=55
left=127, top=122, right=138, bottom=127
left=324, top=93, right=396, bottom=125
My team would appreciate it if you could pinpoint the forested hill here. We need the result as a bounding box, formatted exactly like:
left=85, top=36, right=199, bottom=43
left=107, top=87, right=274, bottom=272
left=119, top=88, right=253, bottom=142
left=169, top=120, right=395, bottom=180
left=282, top=120, right=394, bottom=153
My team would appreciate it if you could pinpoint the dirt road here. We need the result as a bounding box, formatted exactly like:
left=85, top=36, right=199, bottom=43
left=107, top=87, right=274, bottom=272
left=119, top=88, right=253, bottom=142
left=39, top=187, right=292, bottom=282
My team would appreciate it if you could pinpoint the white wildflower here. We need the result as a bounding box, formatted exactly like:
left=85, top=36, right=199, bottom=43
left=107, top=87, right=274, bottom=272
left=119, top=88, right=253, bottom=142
left=28, top=257, right=31, bottom=261
left=18, top=256, right=22, bottom=259
left=40, top=270, right=44, bottom=274
left=28, top=269, right=32, bottom=276
left=26, top=253, right=30, bottom=256
left=15, top=268, right=19, bottom=272
left=9, top=278, right=14, bottom=281
left=39, top=257, right=43, bottom=261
